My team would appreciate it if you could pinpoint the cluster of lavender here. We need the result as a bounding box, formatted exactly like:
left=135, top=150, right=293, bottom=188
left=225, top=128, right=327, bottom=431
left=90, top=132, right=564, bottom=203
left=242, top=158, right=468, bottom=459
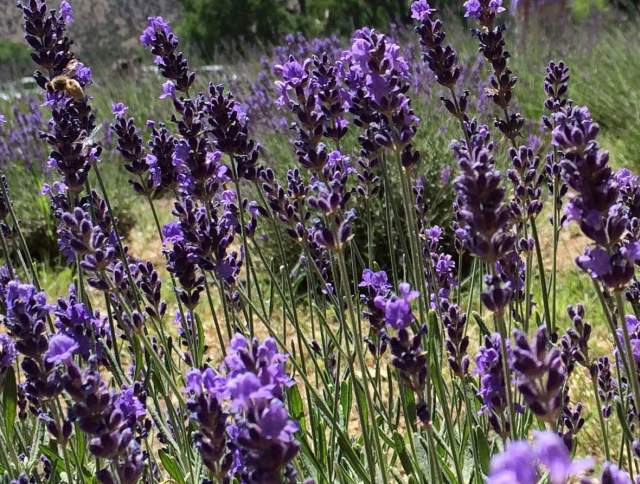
left=133, top=13, right=266, bottom=342
left=414, top=1, right=519, bottom=319
left=411, top=1, right=640, bottom=479
left=359, top=269, right=429, bottom=421
left=0, top=98, right=47, bottom=171
left=235, top=33, right=343, bottom=134
left=62, top=360, right=147, bottom=483
left=0, top=272, right=147, bottom=482
left=234, top=29, right=437, bottom=138
left=554, top=107, right=639, bottom=289
left=186, top=335, right=299, bottom=482
left=465, top=0, right=524, bottom=143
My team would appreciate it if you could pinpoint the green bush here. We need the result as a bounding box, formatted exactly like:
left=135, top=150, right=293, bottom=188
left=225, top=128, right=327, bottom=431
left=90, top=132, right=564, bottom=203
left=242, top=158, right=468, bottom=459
left=177, top=0, right=295, bottom=56
left=178, top=0, right=423, bottom=56
left=0, top=40, right=33, bottom=81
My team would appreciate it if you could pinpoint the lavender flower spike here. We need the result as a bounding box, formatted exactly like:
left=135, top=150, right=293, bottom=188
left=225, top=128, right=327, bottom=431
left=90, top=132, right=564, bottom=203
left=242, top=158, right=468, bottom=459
left=512, top=326, right=566, bottom=423
left=487, top=431, right=593, bottom=484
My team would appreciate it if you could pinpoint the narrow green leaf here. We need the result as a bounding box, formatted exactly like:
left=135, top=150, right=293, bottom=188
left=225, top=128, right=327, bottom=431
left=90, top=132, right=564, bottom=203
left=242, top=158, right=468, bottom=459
left=336, top=433, right=370, bottom=483
left=287, top=385, right=306, bottom=433
left=352, top=379, right=368, bottom=426
left=475, top=426, right=490, bottom=474
left=340, top=379, right=352, bottom=428
left=472, top=312, right=491, bottom=337
left=392, top=431, right=414, bottom=476
left=158, top=450, right=185, bottom=484
left=26, top=420, right=46, bottom=473
left=195, top=312, right=206, bottom=364
left=616, top=401, right=634, bottom=441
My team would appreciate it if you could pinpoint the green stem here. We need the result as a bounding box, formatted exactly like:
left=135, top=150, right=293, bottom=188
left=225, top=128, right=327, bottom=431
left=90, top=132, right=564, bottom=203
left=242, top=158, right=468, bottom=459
left=495, top=310, right=517, bottom=440
left=615, top=291, right=640, bottom=428
left=591, top=367, right=611, bottom=460
left=530, top=218, right=552, bottom=333
left=336, top=251, right=388, bottom=484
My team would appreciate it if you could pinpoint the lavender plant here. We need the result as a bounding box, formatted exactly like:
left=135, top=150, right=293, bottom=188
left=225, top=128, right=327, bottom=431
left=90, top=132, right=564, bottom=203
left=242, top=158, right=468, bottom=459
left=0, top=0, right=639, bottom=482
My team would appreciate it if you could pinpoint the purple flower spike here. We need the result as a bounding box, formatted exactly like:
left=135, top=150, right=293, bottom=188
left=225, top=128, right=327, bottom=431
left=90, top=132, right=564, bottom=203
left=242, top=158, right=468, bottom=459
left=488, top=431, right=593, bottom=484
left=186, top=367, right=232, bottom=478
left=63, top=361, right=147, bottom=482
left=601, top=462, right=633, bottom=484
left=452, top=122, right=516, bottom=266
left=464, top=0, right=505, bottom=20
left=487, top=440, right=537, bottom=484
left=2, top=278, right=63, bottom=405
left=160, top=81, right=176, bottom=100
left=59, top=0, right=73, bottom=24
left=411, top=0, right=435, bottom=21
left=533, top=431, right=593, bottom=483
left=512, top=326, right=566, bottom=423
left=475, top=333, right=511, bottom=436
left=140, top=16, right=195, bottom=92
left=360, top=269, right=391, bottom=352
left=385, top=324, right=429, bottom=423
left=140, top=16, right=173, bottom=48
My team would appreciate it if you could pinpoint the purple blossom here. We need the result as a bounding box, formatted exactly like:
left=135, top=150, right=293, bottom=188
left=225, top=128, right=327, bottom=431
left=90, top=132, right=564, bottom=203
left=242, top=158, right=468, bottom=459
left=379, top=282, right=419, bottom=330
left=45, top=333, right=78, bottom=364
left=254, top=400, right=299, bottom=441
left=360, top=269, right=391, bottom=350
left=576, top=243, right=640, bottom=290
left=187, top=335, right=299, bottom=480
left=140, top=16, right=173, bottom=48
left=54, top=285, right=108, bottom=361
left=59, top=0, right=73, bottom=24
left=487, top=440, right=537, bottom=484
left=160, top=80, right=176, bottom=100
left=464, top=0, right=505, bottom=19
left=512, top=327, right=565, bottom=422
left=76, top=62, right=92, bottom=85
left=452, top=122, right=515, bottom=263
left=62, top=362, right=146, bottom=481
left=488, top=431, right=593, bottom=484
left=410, top=0, right=435, bottom=21
left=221, top=334, right=293, bottom=411
left=115, top=386, right=147, bottom=422
left=146, top=154, right=161, bottom=186
left=425, top=225, right=443, bottom=244
left=554, top=106, right=633, bottom=290
left=463, top=0, right=482, bottom=17
left=534, top=431, right=593, bottom=483
left=172, top=140, right=190, bottom=169
left=185, top=366, right=231, bottom=477
left=0, top=333, right=16, bottom=370
left=474, top=333, right=513, bottom=436
left=359, top=269, right=391, bottom=294
left=601, top=462, right=633, bottom=483
left=112, top=102, right=128, bottom=118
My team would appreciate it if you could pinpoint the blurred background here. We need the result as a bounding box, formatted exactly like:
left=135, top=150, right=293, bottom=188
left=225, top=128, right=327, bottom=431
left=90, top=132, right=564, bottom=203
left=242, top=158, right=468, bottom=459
left=0, top=0, right=627, bottom=77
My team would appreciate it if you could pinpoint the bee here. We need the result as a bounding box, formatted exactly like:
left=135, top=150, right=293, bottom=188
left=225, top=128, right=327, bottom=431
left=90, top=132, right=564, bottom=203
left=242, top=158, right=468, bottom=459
left=45, top=59, right=85, bottom=101
left=483, top=86, right=501, bottom=98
